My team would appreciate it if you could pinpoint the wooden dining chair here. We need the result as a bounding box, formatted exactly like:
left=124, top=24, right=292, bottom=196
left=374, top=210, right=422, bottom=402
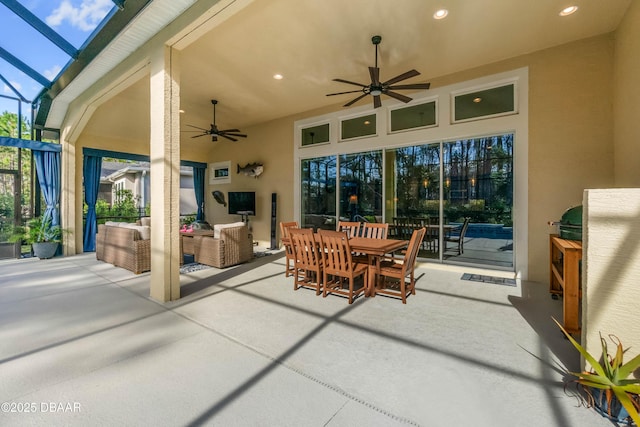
left=289, top=227, right=323, bottom=295
left=352, top=223, right=390, bottom=264
left=318, top=229, right=368, bottom=304
left=375, top=227, right=426, bottom=304
left=362, top=223, right=389, bottom=239
left=337, top=221, right=361, bottom=238
left=279, top=221, right=299, bottom=277
left=445, top=217, right=471, bottom=255
left=392, top=217, right=421, bottom=241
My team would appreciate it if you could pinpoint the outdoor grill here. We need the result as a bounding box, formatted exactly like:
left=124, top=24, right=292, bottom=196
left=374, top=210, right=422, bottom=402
left=550, top=205, right=583, bottom=241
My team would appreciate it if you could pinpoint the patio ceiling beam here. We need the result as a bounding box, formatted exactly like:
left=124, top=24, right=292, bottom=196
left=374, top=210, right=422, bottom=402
left=0, top=46, right=51, bottom=88
left=0, top=0, right=79, bottom=59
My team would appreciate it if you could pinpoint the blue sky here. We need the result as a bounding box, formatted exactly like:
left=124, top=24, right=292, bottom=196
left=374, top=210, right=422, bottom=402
left=0, top=0, right=116, bottom=121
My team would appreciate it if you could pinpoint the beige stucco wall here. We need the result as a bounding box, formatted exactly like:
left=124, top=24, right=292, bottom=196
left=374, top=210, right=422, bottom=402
left=613, top=0, right=640, bottom=186
left=211, top=34, right=615, bottom=271
left=203, top=117, right=294, bottom=246
left=74, top=33, right=618, bottom=283
left=583, top=188, right=640, bottom=367
left=427, top=34, right=615, bottom=283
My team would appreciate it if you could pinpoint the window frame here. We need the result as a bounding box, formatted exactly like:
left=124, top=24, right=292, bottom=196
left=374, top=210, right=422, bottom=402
left=339, top=111, right=378, bottom=142
left=450, top=79, right=518, bottom=124
left=299, top=121, right=331, bottom=148
left=387, top=97, right=439, bottom=134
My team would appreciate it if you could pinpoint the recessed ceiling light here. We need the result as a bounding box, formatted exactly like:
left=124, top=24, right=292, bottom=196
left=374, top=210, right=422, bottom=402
left=473, top=97, right=482, bottom=103
left=364, top=120, right=371, bottom=125
left=273, top=74, right=283, bottom=80
left=559, top=6, right=578, bottom=16
left=433, top=9, right=448, bottom=19
left=179, top=109, right=185, bottom=113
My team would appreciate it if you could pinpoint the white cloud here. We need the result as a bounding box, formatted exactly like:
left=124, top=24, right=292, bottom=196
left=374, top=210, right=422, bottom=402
left=43, top=65, right=63, bottom=81
left=3, top=81, right=22, bottom=95
left=46, top=0, right=113, bottom=31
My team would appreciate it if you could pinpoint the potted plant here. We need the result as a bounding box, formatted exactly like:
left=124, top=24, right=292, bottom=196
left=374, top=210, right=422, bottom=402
left=554, top=318, right=640, bottom=425
left=10, top=216, right=67, bottom=259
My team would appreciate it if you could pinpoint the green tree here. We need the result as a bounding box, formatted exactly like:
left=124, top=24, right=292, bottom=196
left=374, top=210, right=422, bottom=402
left=0, top=111, right=34, bottom=233
left=0, top=111, right=30, bottom=139
left=112, top=189, right=139, bottom=222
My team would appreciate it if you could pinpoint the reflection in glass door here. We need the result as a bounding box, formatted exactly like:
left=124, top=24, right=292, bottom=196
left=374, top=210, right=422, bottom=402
left=300, top=156, right=337, bottom=230
left=0, top=171, right=19, bottom=259
left=385, top=134, right=514, bottom=268
left=339, top=150, right=382, bottom=223
left=385, top=144, right=441, bottom=258
left=442, top=134, right=513, bottom=268
left=300, top=134, right=514, bottom=269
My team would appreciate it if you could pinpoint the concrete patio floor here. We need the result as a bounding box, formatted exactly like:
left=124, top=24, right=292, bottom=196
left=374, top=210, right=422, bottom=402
left=0, top=252, right=613, bottom=426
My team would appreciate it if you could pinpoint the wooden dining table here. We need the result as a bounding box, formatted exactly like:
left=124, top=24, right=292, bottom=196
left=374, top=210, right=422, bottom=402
left=282, top=233, right=408, bottom=297
left=348, top=237, right=408, bottom=296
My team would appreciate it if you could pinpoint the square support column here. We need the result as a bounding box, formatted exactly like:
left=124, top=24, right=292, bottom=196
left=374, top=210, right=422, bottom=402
left=149, top=45, right=181, bottom=301
left=60, top=130, right=77, bottom=255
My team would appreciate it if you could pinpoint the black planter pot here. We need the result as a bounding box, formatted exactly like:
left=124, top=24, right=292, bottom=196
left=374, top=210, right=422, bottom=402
left=32, top=242, right=59, bottom=259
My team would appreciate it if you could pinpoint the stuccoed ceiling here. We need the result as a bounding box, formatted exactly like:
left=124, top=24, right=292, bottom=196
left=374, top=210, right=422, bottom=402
left=82, top=0, right=631, bottom=141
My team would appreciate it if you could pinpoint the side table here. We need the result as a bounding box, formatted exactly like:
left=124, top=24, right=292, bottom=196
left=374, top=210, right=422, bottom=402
left=180, top=230, right=214, bottom=264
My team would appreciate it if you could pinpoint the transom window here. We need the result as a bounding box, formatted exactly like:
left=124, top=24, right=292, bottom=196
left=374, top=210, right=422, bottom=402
left=452, top=83, right=515, bottom=122
left=341, top=114, right=376, bottom=140
left=389, top=100, right=437, bottom=132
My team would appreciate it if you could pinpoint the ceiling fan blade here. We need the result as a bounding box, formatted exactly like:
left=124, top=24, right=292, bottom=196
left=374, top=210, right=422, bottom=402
left=186, top=124, right=209, bottom=131
left=369, top=67, right=380, bottom=86
left=182, top=130, right=208, bottom=133
left=373, top=95, right=382, bottom=109
left=220, top=134, right=238, bottom=142
left=333, top=78, right=367, bottom=87
left=326, top=89, right=364, bottom=96
left=388, top=83, right=431, bottom=90
left=344, top=93, right=369, bottom=107
left=222, top=133, right=247, bottom=138
left=382, top=69, right=420, bottom=86
left=219, top=128, right=240, bottom=133
left=385, top=90, right=413, bottom=103
left=191, top=133, right=208, bottom=138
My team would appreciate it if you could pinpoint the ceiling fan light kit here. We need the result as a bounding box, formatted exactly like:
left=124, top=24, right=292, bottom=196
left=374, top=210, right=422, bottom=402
left=326, top=35, right=431, bottom=109
left=184, top=99, right=248, bottom=142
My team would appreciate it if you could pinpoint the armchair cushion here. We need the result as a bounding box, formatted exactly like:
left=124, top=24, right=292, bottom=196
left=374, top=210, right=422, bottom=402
left=195, top=224, right=252, bottom=268
left=213, top=221, right=246, bottom=239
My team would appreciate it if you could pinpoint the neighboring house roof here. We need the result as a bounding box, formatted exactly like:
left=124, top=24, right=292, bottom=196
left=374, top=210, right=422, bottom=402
left=100, top=161, right=193, bottom=183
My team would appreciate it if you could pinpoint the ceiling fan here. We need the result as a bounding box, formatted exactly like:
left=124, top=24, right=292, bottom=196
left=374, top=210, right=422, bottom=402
left=326, top=35, right=431, bottom=109
left=184, top=100, right=247, bottom=142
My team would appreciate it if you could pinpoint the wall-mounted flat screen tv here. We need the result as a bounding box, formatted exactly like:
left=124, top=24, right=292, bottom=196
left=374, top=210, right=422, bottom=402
left=228, top=191, right=256, bottom=215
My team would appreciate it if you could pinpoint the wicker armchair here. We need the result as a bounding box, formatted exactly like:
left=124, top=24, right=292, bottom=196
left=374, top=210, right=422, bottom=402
left=96, top=224, right=151, bottom=274
left=194, top=224, right=252, bottom=268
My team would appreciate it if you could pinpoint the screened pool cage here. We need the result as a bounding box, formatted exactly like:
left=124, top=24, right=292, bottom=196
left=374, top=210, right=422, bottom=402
left=0, top=97, right=60, bottom=259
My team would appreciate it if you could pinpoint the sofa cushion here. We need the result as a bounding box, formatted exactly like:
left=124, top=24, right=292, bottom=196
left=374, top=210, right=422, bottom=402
left=213, top=221, right=245, bottom=239
left=119, top=223, right=151, bottom=240
left=140, top=217, right=151, bottom=227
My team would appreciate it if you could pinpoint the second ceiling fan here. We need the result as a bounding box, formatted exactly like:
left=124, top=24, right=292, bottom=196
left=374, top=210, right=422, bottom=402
left=185, top=100, right=247, bottom=142
left=327, top=35, right=431, bottom=109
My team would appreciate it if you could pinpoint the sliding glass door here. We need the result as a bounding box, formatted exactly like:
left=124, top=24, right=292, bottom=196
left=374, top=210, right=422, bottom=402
left=300, top=156, right=337, bottom=230
left=339, top=150, right=382, bottom=222
left=441, top=134, right=513, bottom=267
left=300, top=133, right=513, bottom=269
left=385, top=133, right=513, bottom=268
left=385, top=144, right=441, bottom=258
